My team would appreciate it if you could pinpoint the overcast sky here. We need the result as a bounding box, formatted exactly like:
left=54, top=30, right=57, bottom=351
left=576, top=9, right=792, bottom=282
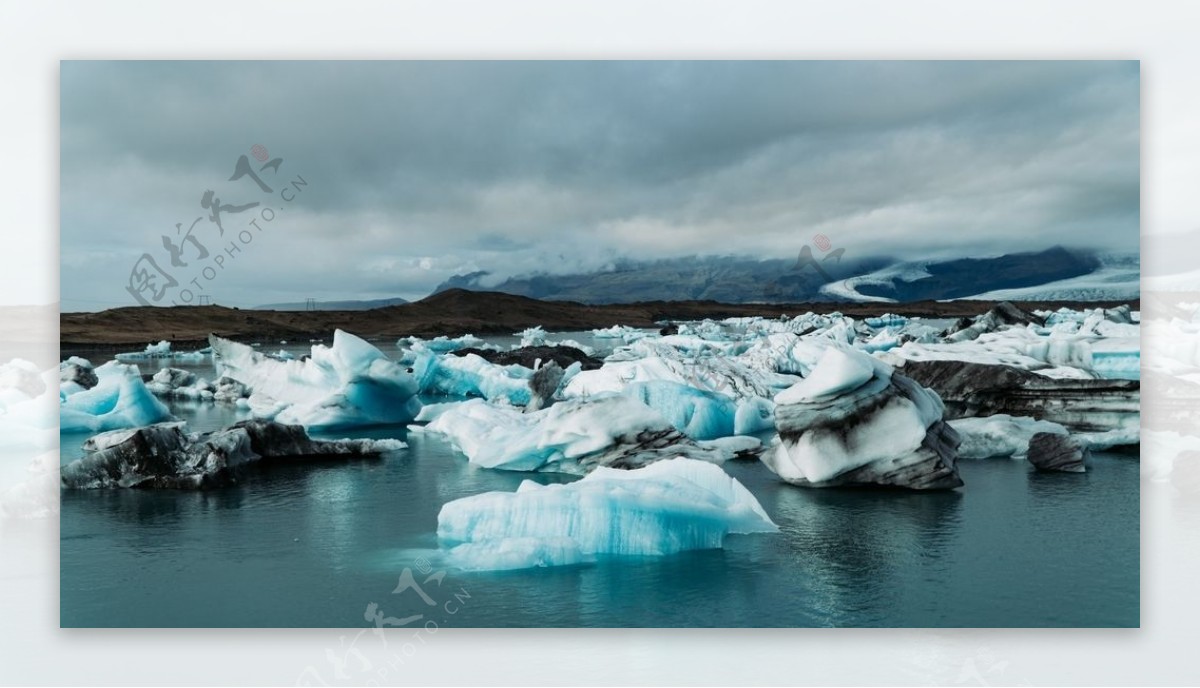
left=60, top=60, right=1139, bottom=311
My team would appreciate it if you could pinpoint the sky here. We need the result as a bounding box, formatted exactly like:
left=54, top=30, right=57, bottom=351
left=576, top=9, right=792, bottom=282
left=60, top=60, right=1139, bottom=311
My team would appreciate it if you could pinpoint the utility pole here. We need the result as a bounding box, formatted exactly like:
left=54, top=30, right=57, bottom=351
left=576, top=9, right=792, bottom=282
left=305, top=298, right=317, bottom=312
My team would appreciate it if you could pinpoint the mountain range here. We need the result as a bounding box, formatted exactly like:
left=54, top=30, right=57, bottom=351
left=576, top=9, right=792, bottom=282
left=433, top=247, right=1134, bottom=304
left=255, top=297, right=409, bottom=311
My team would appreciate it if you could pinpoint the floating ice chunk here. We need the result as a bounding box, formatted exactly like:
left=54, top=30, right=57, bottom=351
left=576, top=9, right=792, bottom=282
left=210, top=330, right=421, bottom=429
left=59, top=361, right=174, bottom=433
left=864, top=313, right=908, bottom=328
left=775, top=347, right=883, bottom=404
left=146, top=367, right=216, bottom=400
left=426, top=395, right=729, bottom=473
left=567, top=351, right=788, bottom=402
left=413, top=352, right=532, bottom=405
left=949, top=414, right=1068, bottom=459
left=1074, top=427, right=1141, bottom=451
left=398, top=334, right=494, bottom=365
left=696, top=435, right=763, bottom=458
left=859, top=328, right=902, bottom=353
left=61, top=420, right=404, bottom=490
left=115, top=340, right=208, bottom=363
left=623, top=381, right=737, bottom=440
left=765, top=347, right=961, bottom=489
left=401, top=333, right=486, bottom=353
left=591, top=324, right=649, bottom=341
left=518, top=326, right=547, bottom=347
left=58, top=356, right=97, bottom=396
left=437, top=458, right=777, bottom=570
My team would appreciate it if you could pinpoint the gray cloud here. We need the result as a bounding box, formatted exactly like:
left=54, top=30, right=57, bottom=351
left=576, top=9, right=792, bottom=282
left=60, top=60, right=1139, bottom=310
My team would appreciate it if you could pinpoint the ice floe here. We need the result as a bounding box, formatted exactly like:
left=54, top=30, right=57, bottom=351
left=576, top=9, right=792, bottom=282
left=763, top=347, right=963, bottom=489
left=425, top=395, right=738, bottom=473
left=61, top=420, right=405, bottom=489
left=60, top=361, right=174, bottom=433
left=209, top=330, right=421, bottom=429
left=438, top=458, right=777, bottom=570
left=115, top=340, right=209, bottom=364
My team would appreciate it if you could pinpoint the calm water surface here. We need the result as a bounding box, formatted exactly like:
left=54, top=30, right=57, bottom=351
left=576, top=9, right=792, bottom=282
left=59, top=335, right=1139, bottom=627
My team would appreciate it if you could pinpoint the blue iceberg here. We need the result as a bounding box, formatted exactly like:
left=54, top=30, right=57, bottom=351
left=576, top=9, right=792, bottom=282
left=60, top=361, right=174, bottom=433
left=438, top=458, right=778, bottom=570
left=413, top=352, right=533, bottom=405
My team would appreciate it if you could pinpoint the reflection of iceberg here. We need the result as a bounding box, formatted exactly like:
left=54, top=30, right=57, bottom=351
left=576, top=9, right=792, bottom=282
left=59, top=361, right=173, bottom=433
left=210, top=330, right=420, bottom=429
left=438, top=458, right=778, bottom=570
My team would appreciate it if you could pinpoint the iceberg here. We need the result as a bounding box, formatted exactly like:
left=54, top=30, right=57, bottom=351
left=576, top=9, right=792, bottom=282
left=210, top=330, right=421, bottom=429
left=438, top=458, right=778, bottom=570
left=591, top=324, right=650, bottom=342
left=763, top=347, right=963, bottom=489
left=895, top=358, right=1139, bottom=438
left=413, top=351, right=533, bottom=405
left=60, top=361, right=174, bottom=433
left=146, top=367, right=215, bottom=400
left=1026, top=432, right=1088, bottom=473
left=425, top=395, right=733, bottom=474
left=949, top=414, right=1069, bottom=459
left=115, top=340, right=208, bottom=363
left=622, top=381, right=737, bottom=441
left=864, top=313, right=909, bottom=328
left=619, top=380, right=775, bottom=439
left=58, top=356, right=97, bottom=396
left=397, top=334, right=495, bottom=365
left=61, top=419, right=405, bottom=490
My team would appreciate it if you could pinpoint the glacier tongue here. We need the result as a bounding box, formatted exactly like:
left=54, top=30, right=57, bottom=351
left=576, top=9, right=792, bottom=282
left=438, top=458, right=778, bottom=571
left=209, top=330, right=421, bottom=429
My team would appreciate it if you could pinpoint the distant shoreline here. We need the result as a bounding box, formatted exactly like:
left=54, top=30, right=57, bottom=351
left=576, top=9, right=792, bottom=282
left=59, top=288, right=1141, bottom=352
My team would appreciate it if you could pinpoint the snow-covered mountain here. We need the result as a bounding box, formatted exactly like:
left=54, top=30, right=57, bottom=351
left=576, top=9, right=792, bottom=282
left=434, top=247, right=1136, bottom=305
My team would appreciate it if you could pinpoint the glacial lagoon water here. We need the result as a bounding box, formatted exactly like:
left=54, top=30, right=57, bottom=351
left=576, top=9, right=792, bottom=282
left=59, top=334, right=1139, bottom=628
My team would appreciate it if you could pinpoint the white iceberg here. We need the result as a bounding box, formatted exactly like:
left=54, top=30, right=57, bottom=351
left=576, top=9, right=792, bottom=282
left=59, top=361, right=174, bottom=433
left=763, top=347, right=963, bottom=489
left=438, top=458, right=778, bottom=570
left=591, top=324, right=650, bottom=342
left=949, top=414, right=1069, bottom=459
left=425, top=395, right=733, bottom=473
left=115, top=340, right=208, bottom=363
left=209, top=330, right=421, bottom=429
